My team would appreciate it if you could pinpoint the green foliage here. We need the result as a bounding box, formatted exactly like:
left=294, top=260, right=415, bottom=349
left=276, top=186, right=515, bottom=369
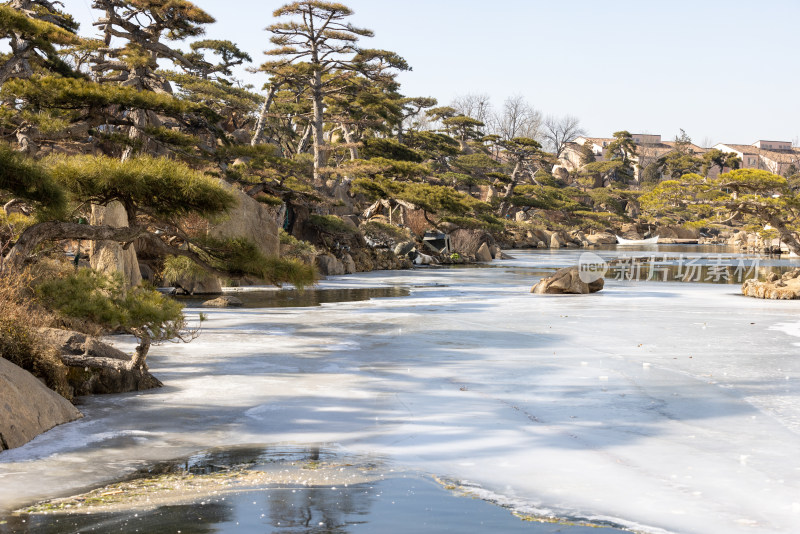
left=46, top=154, right=237, bottom=220
left=254, top=193, right=284, bottom=206
left=279, top=229, right=317, bottom=258
left=702, top=149, right=741, bottom=176
left=440, top=213, right=505, bottom=233
left=587, top=188, right=625, bottom=215
left=402, top=130, right=460, bottom=160
left=342, top=157, right=429, bottom=180
left=191, top=236, right=317, bottom=288
left=308, top=214, right=356, bottom=235
left=361, top=220, right=411, bottom=241
left=361, top=137, right=423, bottom=162
left=3, top=75, right=221, bottom=123
left=0, top=143, right=66, bottom=218
left=512, top=185, right=581, bottom=212
left=161, top=255, right=206, bottom=285
left=35, top=269, right=186, bottom=344
left=0, top=4, right=79, bottom=44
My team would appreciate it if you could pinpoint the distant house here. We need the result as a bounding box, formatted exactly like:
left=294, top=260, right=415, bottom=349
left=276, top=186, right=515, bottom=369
left=561, top=134, right=708, bottom=182
left=713, top=141, right=800, bottom=176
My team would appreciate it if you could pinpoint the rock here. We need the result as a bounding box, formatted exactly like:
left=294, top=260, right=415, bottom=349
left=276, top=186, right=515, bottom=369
left=37, top=328, right=129, bottom=361
left=394, top=241, right=416, bottom=256
left=230, top=128, right=250, bottom=144
left=341, top=214, right=360, bottom=229
left=489, top=244, right=500, bottom=259
left=90, top=202, right=142, bottom=288
left=342, top=253, right=356, bottom=274
left=585, top=232, right=616, bottom=245
left=211, top=184, right=279, bottom=258
left=531, top=266, right=604, bottom=295
left=742, top=269, right=800, bottom=300
left=171, top=273, right=223, bottom=295
left=232, top=156, right=251, bottom=167
left=551, top=165, right=570, bottom=181
left=315, top=254, right=345, bottom=276
left=549, top=232, right=567, bottom=249
left=202, top=296, right=244, bottom=307
left=475, top=242, right=493, bottom=262
left=36, top=328, right=162, bottom=395
left=449, top=229, right=495, bottom=257
left=656, top=225, right=700, bottom=240
left=138, top=262, right=154, bottom=282
left=437, top=222, right=459, bottom=233
left=0, top=358, right=82, bottom=451
left=414, top=253, right=437, bottom=265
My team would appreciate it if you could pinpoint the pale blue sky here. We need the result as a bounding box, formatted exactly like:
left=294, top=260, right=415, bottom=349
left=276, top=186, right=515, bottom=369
left=65, top=0, right=799, bottom=146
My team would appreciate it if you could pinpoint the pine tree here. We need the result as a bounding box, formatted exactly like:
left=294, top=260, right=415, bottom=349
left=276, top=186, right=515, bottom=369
left=262, top=1, right=409, bottom=182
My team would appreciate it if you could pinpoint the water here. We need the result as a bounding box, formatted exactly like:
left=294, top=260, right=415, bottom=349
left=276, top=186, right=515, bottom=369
left=3, top=447, right=622, bottom=533
left=3, top=246, right=800, bottom=533
left=174, top=286, right=410, bottom=308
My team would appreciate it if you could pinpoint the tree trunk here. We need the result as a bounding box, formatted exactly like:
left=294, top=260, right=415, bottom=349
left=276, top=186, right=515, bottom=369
left=121, top=108, right=146, bottom=161
left=768, top=215, right=800, bottom=256
left=251, top=84, right=279, bottom=146
left=311, top=70, right=326, bottom=184
left=296, top=123, right=312, bottom=154
left=341, top=122, right=359, bottom=160
left=498, top=162, right=522, bottom=218
left=129, top=333, right=151, bottom=370
left=2, top=221, right=146, bottom=272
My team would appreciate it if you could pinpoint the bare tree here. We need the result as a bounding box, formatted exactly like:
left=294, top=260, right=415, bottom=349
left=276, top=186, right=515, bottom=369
left=541, top=115, right=586, bottom=158
left=493, top=95, right=542, bottom=141
left=451, top=93, right=493, bottom=125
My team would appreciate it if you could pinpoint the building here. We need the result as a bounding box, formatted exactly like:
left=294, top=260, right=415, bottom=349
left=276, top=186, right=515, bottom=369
left=561, top=134, right=708, bottom=182
left=713, top=141, right=800, bottom=176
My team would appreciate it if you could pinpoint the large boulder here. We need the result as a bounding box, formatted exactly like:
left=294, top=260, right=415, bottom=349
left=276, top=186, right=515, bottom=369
left=475, top=242, right=493, bottom=262
left=531, top=266, right=604, bottom=295
left=37, top=328, right=163, bottom=396
left=90, top=202, right=142, bottom=288
left=314, top=254, right=345, bottom=276
left=742, top=268, right=800, bottom=300
left=210, top=184, right=280, bottom=258
left=170, top=272, right=223, bottom=295
left=656, top=225, right=700, bottom=240
left=0, top=358, right=82, bottom=451
left=585, top=232, right=616, bottom=245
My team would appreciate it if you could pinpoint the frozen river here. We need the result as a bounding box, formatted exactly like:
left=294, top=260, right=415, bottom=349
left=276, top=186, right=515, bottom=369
left=3, top=247, right=800, bottom=533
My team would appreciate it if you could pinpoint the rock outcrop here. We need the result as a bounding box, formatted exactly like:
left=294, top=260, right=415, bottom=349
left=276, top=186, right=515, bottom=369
left=475, top=242, right=493, bottom=262
left=742, top=269, right=800, bottom=300
left=37, top=328, right=162, bottom=396
left=90, top=202, right=142, bottom=288
left=531, top=266, right=604, bottom=295
left=0, top=358, right=82, bottom=451
left=202, top=296, right=244, bottom=307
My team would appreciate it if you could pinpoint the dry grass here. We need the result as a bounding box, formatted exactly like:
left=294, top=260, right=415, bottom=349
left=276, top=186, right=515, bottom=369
left=0, top=267, right=73, bottom=400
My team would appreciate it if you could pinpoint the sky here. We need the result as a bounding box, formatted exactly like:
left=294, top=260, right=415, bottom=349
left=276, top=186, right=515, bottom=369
left=63, top=0, right=800, bottom=147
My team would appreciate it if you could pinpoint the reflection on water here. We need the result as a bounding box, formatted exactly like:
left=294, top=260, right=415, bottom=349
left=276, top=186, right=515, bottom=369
left=174, top=286, right=410, bottom=308
left=3, top=447, right=626, bottom=534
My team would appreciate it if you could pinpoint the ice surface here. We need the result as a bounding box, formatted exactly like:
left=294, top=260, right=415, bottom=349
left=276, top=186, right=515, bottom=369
left=3, top=248, right=800, bottom=533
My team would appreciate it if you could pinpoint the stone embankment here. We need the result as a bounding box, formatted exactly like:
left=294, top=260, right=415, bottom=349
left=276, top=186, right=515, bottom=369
left=742, top=269, right=800, bottom=300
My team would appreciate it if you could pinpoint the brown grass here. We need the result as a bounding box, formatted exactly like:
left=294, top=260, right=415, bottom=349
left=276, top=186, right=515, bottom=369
left=0, top=267, right=73, bottom=400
